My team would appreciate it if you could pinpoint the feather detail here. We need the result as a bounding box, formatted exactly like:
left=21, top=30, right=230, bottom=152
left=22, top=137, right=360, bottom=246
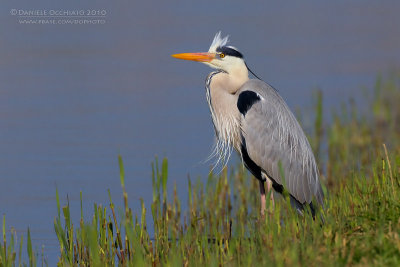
left=209, top=31, right=229, bottom=52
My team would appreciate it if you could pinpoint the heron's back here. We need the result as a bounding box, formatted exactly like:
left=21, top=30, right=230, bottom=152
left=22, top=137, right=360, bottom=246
left=237, top=79, right=324, bottom=205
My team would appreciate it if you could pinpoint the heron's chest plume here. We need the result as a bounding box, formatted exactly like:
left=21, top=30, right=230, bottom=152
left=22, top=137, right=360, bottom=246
left=205, top=71, right=242, bottom=156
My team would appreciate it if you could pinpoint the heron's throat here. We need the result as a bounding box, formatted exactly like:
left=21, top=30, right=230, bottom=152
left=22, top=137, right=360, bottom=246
left=222, top=65, right=249, bottom=94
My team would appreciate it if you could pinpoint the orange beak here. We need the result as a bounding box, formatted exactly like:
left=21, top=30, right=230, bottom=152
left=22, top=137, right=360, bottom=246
left=171, top=52, right=215, bottom=62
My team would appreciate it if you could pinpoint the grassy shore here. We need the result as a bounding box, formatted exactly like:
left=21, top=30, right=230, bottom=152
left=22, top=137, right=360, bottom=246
left=1, top=73, right=400, bottom=266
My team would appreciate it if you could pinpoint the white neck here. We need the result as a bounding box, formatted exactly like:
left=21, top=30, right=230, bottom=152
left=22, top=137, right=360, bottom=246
left=225, top=62, right=249, bottom=93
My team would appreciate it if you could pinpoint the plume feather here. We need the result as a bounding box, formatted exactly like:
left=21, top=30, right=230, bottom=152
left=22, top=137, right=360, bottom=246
left=209, top=31, right=229, bottom=52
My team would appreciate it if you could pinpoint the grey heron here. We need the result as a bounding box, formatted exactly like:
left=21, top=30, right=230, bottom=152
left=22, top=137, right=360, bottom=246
left=172, top=32, right=324, bottom=217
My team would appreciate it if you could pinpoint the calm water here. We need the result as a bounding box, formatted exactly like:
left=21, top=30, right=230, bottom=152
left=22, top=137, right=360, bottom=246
left=1, top=0, right=400, bottom=264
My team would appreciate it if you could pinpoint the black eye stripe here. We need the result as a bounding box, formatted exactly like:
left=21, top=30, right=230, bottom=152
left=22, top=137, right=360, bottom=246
left=216, top=46, right=243, bottom=58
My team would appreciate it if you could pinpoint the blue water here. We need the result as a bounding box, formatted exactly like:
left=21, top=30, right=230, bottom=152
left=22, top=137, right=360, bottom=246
left=0, top=0, right=399, bottom=264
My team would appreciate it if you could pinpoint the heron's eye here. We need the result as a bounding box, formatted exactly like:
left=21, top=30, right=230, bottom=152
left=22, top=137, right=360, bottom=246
left=219, top=53, right=225, bottom=58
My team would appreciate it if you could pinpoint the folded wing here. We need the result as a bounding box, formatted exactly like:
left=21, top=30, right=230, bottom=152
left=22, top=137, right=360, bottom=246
left=237, top=80, right=324, bottom=205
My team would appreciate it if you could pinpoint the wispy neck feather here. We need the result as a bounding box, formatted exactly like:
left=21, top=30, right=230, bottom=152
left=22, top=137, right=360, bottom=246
left=205, top=71, right=243, bottom=170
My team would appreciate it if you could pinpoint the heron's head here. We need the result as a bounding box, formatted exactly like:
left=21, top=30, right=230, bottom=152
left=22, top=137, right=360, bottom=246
left=172, top=32, right=247, bottom=74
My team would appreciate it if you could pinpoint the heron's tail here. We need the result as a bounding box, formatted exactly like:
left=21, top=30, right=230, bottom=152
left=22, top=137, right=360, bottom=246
left=289, top=195, right=325, bottom=224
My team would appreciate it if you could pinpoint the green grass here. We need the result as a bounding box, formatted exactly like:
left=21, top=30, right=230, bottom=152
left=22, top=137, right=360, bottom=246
left=1, top=73, right=400, bottom=266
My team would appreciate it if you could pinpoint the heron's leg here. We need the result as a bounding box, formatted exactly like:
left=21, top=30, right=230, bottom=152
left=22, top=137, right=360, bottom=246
left=265, top=178, right=275, bottom=208
left=259, top=180, right=266, bottom=217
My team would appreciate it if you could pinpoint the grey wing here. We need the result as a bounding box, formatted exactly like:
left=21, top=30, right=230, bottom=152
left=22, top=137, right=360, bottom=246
left=237, top=79, right=324, bottom=205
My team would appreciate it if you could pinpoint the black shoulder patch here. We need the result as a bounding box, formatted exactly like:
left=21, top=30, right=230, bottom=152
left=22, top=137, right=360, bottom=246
left=237, top=91, right=261, bottom=116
